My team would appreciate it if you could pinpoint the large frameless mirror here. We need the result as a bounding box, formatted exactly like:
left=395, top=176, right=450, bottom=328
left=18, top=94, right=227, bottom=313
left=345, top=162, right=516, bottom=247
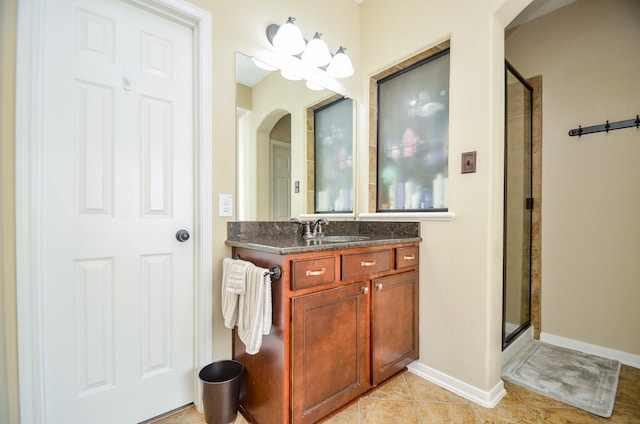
left=235, top=52, right=356, bottom=220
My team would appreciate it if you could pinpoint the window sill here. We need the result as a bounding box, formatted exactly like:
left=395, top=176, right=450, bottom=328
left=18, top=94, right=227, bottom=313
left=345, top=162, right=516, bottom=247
left=299, top=213, right=356, bottom=221
left=358, top=212, right=455, bottom=222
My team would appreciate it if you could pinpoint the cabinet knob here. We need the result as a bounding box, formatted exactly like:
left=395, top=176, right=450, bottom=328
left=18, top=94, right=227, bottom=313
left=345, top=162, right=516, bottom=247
left=375, top=283, right=383, bottom=291
left=360, top=260, right=376, bottom=267
left=361, top=287, right=369, bottom=295
left=403, top=255, right=415, bottom=260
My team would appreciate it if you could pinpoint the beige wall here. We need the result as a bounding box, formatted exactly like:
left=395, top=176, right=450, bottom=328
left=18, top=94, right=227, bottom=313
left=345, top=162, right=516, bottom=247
left=270, top=115, right=292, bottom=143
left=1, top=0, right=18, bottom=422
left=236, top=83, right=252, bottom=111
left=506, top=0, right=640, bottom=355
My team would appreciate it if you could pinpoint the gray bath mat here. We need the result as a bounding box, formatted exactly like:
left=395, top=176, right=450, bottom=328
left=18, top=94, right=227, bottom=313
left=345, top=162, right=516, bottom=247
left=502, top=340, right=620, bottom=417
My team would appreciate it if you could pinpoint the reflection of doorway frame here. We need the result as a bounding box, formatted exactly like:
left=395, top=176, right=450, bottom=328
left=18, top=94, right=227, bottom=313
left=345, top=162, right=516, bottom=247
left=270, top=140, right=291, bottom=220
left=15, top=0, right=213, bottom=419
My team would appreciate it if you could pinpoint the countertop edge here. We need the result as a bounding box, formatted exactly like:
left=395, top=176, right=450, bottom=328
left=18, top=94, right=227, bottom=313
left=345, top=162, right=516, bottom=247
left=225, top=237, right=422, bottom=255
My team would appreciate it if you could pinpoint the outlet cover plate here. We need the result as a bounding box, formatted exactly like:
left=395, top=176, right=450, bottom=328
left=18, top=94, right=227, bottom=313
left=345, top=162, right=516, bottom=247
left=218, top=194, right=233, bottom=217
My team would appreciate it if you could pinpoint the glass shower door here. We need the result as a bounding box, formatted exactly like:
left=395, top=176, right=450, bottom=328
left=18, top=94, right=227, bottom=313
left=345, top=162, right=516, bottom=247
left=503, top=62, right=533, bottom=348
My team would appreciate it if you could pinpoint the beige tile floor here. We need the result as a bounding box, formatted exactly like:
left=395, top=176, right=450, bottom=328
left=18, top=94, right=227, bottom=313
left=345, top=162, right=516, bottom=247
left=152, top=365, right=640, bottom=424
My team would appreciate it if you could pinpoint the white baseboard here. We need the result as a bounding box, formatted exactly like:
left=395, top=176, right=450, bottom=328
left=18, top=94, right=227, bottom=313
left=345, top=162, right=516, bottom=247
left=540, top=332, right=640, bottom=368
left=502, top=325, right=534, bottom=367
left=407, top=361, right=506, bottom=408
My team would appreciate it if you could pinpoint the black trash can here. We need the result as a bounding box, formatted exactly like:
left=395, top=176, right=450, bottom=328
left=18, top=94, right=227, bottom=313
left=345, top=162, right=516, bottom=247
left=199, top=360, right=245, bottom=424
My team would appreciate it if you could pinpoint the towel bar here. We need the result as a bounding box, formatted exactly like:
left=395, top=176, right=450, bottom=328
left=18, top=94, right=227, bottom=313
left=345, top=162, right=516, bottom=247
left=232, top=254, right=281, bottom=281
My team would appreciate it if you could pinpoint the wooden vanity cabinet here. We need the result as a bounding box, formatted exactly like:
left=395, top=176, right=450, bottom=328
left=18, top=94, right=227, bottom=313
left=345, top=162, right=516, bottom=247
left=231, top=242, right=419, bottom=424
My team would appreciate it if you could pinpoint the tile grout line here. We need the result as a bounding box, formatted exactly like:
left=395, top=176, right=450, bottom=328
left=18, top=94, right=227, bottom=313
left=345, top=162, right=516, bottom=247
left=403, top=373, right=426, bottom=424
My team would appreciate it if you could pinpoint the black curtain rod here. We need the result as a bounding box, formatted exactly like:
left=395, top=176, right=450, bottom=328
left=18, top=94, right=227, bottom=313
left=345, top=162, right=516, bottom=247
left=568, top=115, right=640, bottom=137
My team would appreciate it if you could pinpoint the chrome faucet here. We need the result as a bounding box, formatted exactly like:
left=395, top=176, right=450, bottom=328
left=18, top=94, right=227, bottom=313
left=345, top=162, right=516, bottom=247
left=290, top=217, right=329, bottom=240
left=310, top=218, right=328, bottom=238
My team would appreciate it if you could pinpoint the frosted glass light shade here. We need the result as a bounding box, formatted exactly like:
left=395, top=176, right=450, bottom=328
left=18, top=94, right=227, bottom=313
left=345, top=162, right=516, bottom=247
left=272, top=17, right=305, bottom=56
left=280, top=70, right=302, bottom=81
left=301, top=33, right=331, bottom=67
left=251, top=58, right=277, bottom=71
left=327, top=46, right=354, bottom=78
left=306, top=80, right=324, bottom=91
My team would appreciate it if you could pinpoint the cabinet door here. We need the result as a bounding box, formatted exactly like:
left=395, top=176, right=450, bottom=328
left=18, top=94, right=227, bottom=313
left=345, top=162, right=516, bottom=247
left=291, top=283, right=369, bottom=424
left=371, top=271, right=419, bottom=385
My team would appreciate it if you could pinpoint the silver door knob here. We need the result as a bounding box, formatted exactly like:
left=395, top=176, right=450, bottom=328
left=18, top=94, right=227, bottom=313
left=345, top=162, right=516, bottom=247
left=175, top=229, right=190, bottom=242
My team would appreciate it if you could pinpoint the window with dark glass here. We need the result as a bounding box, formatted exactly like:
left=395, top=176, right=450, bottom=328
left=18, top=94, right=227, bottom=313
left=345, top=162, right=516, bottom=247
left=314, top=97, right=354, bottom=213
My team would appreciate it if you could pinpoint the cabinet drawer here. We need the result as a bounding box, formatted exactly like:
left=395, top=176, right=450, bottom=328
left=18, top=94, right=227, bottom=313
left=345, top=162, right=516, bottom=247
left=395, top=246, right=419, bottom=269
left=342, top=250, right=391, bottom=279
left=291, top=256, right=336, bottom=290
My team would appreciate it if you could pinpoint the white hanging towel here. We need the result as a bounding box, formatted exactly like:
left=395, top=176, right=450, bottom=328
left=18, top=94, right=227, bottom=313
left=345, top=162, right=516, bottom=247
left=221, top=257, right=251, bottom=329
left=237, top=265, right=272, bottom=354
left=221, top=257, right=272, bottom=354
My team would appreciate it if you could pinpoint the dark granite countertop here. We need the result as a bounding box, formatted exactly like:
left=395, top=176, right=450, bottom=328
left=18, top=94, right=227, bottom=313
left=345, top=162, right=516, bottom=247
left=225, top=221, right=421, bottom=255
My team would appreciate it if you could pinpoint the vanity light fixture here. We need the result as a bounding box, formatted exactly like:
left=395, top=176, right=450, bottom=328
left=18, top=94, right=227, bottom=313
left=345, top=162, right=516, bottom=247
left=266, top=17, right=354, bottom=79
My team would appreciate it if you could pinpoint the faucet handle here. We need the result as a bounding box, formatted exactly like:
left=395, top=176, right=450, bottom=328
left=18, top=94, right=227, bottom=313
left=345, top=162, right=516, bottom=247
left=313, top=218, right=328, bottom=236
left=290, top=217, right=312, bottom=238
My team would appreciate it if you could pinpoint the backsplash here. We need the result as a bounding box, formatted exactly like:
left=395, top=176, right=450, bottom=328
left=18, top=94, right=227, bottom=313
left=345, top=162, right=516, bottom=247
left=227, top=220, right=420, bottom=241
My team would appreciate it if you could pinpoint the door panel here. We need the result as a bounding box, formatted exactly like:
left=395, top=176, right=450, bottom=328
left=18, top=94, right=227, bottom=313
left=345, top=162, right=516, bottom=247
left=42, top=0, right=195, bottom=422
left=271, top=142, right=291, bottom=220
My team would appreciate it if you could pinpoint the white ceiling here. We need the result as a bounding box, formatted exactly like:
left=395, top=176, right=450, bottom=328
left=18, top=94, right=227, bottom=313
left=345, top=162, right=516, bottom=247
left=507, top=0, right=576, bottom=29
left=236, top=0, right=577, bottom=87
left=236, top=53, right=272, bottom=87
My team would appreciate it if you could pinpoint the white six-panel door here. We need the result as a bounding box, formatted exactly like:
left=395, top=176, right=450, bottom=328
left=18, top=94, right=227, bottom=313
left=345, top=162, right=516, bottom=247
left=40, top=0, right=195, bottom=422
left=270, top=141, right=291, bottom=220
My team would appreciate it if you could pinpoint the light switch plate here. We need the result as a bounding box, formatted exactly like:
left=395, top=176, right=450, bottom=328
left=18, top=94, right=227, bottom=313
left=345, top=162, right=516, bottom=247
left=218, top=194, right=233, bottom=217
left=461, top=151, right=477, bottom=174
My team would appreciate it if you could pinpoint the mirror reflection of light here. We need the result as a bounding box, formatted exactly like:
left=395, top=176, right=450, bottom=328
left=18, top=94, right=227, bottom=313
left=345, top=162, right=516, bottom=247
left=280, top=70, right=302, bottom=81
left=306, top=80, right=324, bottom=91
left=251, top=58, right=277, bottom=71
